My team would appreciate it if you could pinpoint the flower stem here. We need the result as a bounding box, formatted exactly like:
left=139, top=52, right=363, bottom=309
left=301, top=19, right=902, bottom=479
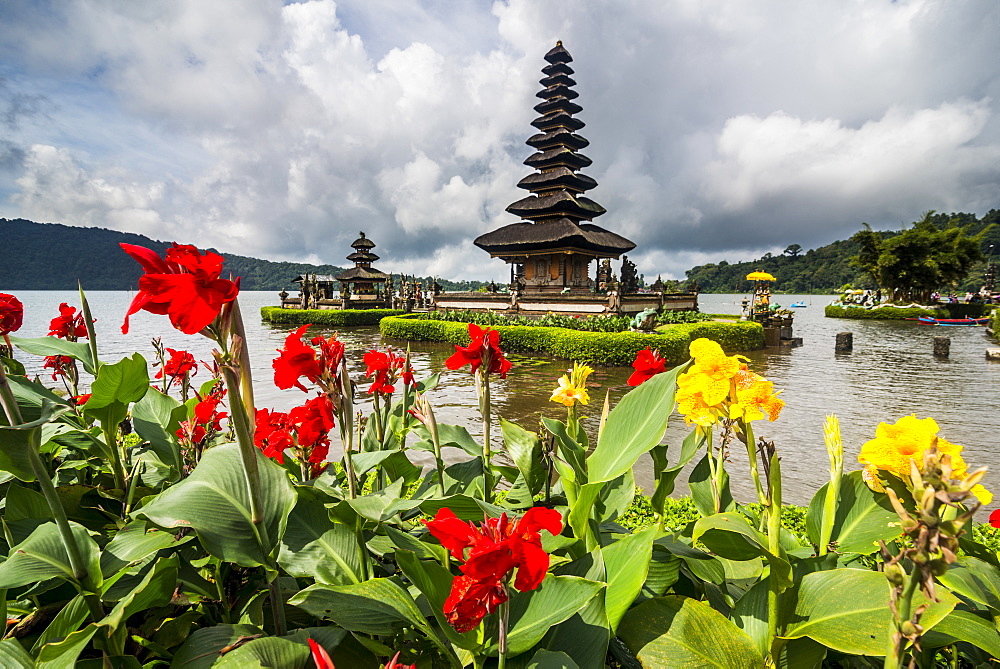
left=220, top=365, right=266, bottom=529
left=481, top=370, right=493, bottom=504
left=739, top=419, right=768, bottom=507
left=703, top=428, right=720, bottom=513
left=766, top=450, right=782, bottom=658
left=498, top=593, right=510, bottom=669
left=885, top=568, right=920, bottom=669
left=102, top=422, right=128, bottom=492
left=228, top=299, right=256, bottom=419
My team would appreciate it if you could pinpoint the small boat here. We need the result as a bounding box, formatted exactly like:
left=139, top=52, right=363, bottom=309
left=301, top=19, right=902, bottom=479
left=916, top=316, right=990, bottom=326
left=789, top=302, right=807, bottom=308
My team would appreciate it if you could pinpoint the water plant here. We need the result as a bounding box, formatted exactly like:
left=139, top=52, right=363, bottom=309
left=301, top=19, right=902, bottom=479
left=0, top=244, right=998, bottom=667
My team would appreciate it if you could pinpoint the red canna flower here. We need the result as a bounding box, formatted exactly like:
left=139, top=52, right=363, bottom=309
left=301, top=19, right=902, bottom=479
left=311, top=333, right=346, bottom=375
left=363, top=349, right=399, bottom=394
left=120, top=242, right=239, bottom=335
left=48, top=303, right=90, bottom=340
left=0, top=293, right=23, bottom=336
left=176, top=382, right=227, bottom=450
left=254, top=408, right=293, bottom=463
left=627, top=347, right=667, bottom=386
left=156, top=348, right=198, bottom=381
left=308, top=638, right=335, bottom=669
left=255, top=395, right=334, bottom=474
left=991, top=509, right=1000, bottom=529
left=273, top=325, right=322, bottom=392
left=288, top=395, right=335, bottom=463
left=71, top=393, right=91, bottom=406
left=424, top=506, right=562, bottom=632
left=42, top=355, right=74, bottom=380
left=385, top=651, right=416, bottom=669
left=445, top=323, right=512, bottom=379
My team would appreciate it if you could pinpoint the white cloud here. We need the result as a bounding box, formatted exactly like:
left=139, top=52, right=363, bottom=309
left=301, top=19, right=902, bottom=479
left=13, top=144, right=165, bottom=235
left=1, top=0, right=999, bottom=281
left=702, top=100, right=996, bottom=211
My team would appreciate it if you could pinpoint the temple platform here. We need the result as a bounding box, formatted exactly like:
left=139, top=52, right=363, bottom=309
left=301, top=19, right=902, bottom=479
left=432, top=291, right=697, bottom=317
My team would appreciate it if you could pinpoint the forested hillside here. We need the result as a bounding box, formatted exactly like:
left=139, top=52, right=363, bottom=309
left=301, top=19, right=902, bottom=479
left=0, top=219, right=485, bottom=292
left=684, top=210, right=1000, bottom=294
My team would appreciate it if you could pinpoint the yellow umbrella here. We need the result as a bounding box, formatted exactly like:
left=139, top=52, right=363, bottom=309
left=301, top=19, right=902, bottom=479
left=746, top=271, right=776, bottom=281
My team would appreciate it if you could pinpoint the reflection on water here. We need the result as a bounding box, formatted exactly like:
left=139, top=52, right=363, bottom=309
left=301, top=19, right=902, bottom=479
left=7, top=291, right=999, bottom=508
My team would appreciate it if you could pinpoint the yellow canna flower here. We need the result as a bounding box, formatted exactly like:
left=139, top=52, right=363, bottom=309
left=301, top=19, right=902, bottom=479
left=549, top=362, right=593, bottom=407
left=858, top=415, right=992, bottom=504
left=675, top=377, right=719, bottom=426
left=676, top=338, right=768, bottom=426
left=685, top=339, right=744, bottom=406
left=729, top=367, right=784, bottom=422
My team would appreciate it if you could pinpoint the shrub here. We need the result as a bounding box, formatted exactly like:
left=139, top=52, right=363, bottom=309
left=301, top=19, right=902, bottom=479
left=260, top=306, right=405, bottom=326
left=380, top=316, right=763, bottom=366
left=824, top=304, right=937, bottom=320
left=943, top=302, right=994, bottom=318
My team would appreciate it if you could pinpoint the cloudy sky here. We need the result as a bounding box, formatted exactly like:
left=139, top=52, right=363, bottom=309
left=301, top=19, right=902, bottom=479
left=1, top=1, right=999, bottom=281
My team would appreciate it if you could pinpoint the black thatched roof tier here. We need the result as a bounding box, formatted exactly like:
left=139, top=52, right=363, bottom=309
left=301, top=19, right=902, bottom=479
left=335, top=266, right=388, bottom=281
left=347, top=251, right=380, bottom=263
left=350, top=232, right=376, bottom=249
left=524, top=147, right=592, bottom=170
left=540, top=73, right=576, bottom=88
left=542, top=61, right=573, bottom=77
left=533, top=97, right=583, bottom=116
left=516, top=167, right=597, bottom=192
left=536, top=84, right=578, bottom=100
left=526, top=129, right=589, bottom=151
left=531, top=111, right=584, bottom=132
left=506, top=191, right=606, bottom=220
left=544, top=42, right=572, bottom=64
left=474, top=218, right=635, bottom=257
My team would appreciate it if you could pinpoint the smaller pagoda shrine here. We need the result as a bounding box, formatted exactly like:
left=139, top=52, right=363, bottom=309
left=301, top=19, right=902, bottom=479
left=335, top=232, right=391, bottom=309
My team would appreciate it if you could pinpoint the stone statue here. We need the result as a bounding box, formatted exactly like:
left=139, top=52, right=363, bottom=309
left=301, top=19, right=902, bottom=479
left=596, top=258, right=612, bottom=293
left=621, top=256, right=638, bottom=294
left=607, top=288, right=621, bottom=313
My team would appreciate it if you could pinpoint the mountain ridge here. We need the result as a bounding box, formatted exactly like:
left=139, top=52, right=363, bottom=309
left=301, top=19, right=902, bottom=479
left=0, top=218, right=483, bottom=292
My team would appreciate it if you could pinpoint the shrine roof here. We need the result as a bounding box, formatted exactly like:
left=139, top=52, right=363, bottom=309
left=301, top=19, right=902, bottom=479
left=474, top=218, right=634, bottom=257
left=335, top=267, right=389, bottom=281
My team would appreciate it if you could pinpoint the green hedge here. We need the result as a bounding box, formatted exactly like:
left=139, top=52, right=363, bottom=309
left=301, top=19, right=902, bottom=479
left=824, top=304, right=937, bottom=320
left=942, top=302, right=994, bottom=318
left=826, top=303, right=995, bottom=321
left=380, top=316, right=763, bottom=366
left=261, top=307, right=405, bottom=326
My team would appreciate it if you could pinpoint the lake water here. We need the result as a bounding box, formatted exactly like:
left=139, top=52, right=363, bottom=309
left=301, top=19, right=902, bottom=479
left=5, top=290, right=999, bottom=510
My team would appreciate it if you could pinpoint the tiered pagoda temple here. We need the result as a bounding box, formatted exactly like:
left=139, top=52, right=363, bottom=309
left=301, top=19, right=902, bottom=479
left=335, top=232, right=391, bottom=308
left=474, top=41, right=635, bottom=295
left=434, top=42, right=697, bottom=317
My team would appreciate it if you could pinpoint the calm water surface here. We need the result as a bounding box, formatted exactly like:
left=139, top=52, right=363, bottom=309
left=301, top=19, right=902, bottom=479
left=7, top=291, right=999, bottom=509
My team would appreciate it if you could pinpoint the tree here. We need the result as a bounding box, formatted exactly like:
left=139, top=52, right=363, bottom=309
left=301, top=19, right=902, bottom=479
left=783, top=244, right=802, bottom=257
left=849, top=212, right=991, bottom=302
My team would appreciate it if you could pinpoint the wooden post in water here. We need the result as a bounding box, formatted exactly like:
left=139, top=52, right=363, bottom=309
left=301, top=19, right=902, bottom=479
left=933, top=336, right=950, bottom=358
left=835, top=332, right=853, bottom=352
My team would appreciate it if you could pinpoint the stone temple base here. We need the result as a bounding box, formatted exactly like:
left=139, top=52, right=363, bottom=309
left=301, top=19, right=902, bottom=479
left=432, top=291, right=698, bottom=318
